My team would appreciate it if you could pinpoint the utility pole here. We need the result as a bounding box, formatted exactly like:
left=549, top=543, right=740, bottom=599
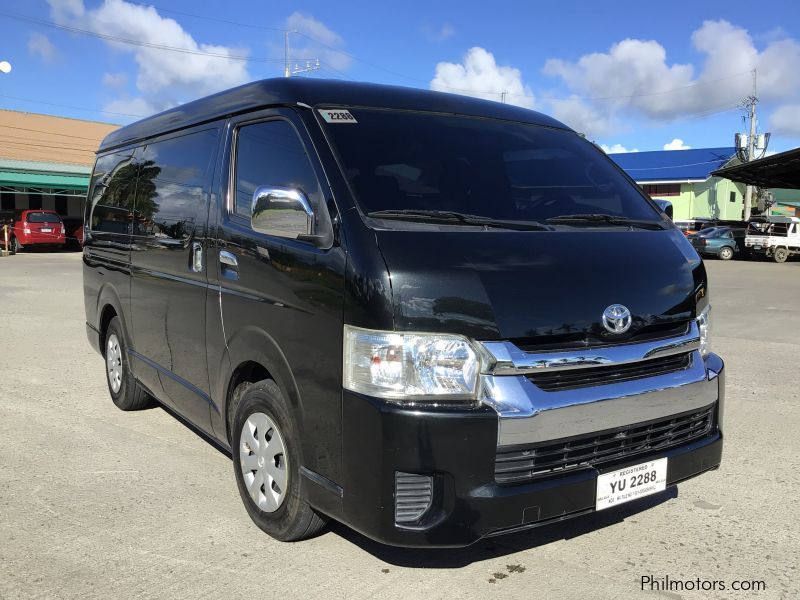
left=743, top=70, right=757, bottom=222
left=284, top=30, right=292, bottom=77
left=283, top=30, right=319, bottom=77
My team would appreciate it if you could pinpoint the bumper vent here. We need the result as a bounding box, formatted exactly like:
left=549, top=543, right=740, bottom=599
left=526, top=352, right=691, bottom=392
left=394, top=472, right=433, bottom=524
left=495, top=405, right=715, bottom=484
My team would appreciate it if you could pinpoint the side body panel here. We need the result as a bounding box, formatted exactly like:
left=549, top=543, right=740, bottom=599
left=128, top=126, right=220, bottom=431
left=208, top=108, right=349, bottom=496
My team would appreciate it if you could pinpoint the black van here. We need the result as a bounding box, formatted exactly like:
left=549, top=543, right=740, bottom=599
left=84, top=78, right=723, bottom=547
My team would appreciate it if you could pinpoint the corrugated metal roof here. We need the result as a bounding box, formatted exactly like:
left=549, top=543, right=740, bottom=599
left=609, top=147, right=737, bottom=182
left=0, top=170, right=89, bottom=189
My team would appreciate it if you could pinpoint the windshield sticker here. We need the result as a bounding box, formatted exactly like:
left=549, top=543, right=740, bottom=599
left=319, top=109, right=357, bottom=123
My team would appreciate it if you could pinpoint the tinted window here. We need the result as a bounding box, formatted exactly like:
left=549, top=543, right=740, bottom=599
left=323, top=109, right=659, bottom=222
left=134, top=129, right=218, bottom=240
left=26, top=212, right=62, bottom=223
left=89, top=151, right=139, bottom=234
left=234, top=120, right=324, bottom=219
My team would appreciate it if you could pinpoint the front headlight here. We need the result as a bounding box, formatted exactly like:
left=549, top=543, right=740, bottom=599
left=343, top=325, right=480, bottom=405
left=697, top=305, right=711, bottom=356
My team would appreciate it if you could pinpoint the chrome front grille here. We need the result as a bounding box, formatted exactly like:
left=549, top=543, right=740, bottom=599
left=526, top=352, right=691, bottom=392
left=495, top=405, right=715, bottom=484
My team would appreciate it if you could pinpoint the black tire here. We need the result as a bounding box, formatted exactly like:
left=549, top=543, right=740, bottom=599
left=232, top=379, right=327, bottom=541
left=774, top=247, right=789, bottom=263
left=104, top=316, right=152, bottom=410
left=719, top=246, right=734, bottom=260
left=9, top=237, right=20, bottom=255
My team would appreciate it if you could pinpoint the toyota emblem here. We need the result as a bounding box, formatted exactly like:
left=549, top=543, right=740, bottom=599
left=602, top=304, right=632, bottom=334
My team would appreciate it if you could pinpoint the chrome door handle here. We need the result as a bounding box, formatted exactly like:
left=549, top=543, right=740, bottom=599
left=190, top=242, right=203, bottom=273
left=219, top=250, right=239, bottom=280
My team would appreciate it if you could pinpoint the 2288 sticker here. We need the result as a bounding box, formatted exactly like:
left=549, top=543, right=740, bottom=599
left=318, top=109, right=357, bottom=123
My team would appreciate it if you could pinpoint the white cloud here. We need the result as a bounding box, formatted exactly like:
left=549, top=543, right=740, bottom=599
left=103, top=96, right=158, bottom=118
left=430, top=47, right=534, bottom=109
left=48, top=0, right=251, bottom=117
left=770, top=104, right=800, bottom=136
left=28, top=32, right=57, bottom=64
left=547, top=96, right=616, bottom=137
left=601, top=143, right=639, bottom=154
left=103, top=72, right=128, bottom=89
left=285, top=12, right=351, bottom=72
left=663, top=138, right=692, bottom=150
left=543, top=20, right=800, bottom=122
left=423, top=22, right=454, bottom=42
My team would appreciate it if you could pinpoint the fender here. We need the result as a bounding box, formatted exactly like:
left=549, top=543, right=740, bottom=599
left=221, top=325, right=303, bottom=427
left=94, top=282, right=131, bottom=348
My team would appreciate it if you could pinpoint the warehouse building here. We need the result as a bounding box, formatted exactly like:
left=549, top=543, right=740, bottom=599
left=0, top=109, right=118, bottom=218
left=609, top=147, right=745, bottom=221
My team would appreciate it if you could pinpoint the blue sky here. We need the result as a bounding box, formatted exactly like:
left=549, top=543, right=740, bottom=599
left=2, top=0, right=800, bottom=154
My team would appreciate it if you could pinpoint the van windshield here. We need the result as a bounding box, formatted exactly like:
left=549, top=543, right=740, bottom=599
left=26, top=212, right=62, bottom=223
left=323, top=109, right=662, bottom=225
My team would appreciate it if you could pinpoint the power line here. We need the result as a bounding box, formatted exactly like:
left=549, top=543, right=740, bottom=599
left=0, top=93, right=145, bottom=118
left=0, top=138, right=97, bottom=152
left=0, top=10, right=286, bottom=64
left=0, top=124, right=104, bottom=141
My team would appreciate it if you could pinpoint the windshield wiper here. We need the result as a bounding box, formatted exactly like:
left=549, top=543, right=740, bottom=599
left=545, top=213, right=665, bottom=230
left=366, top=209, right=548, bottom=231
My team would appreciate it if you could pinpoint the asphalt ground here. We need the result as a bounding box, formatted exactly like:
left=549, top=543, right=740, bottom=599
left=1, top=251, right=798, bottom=599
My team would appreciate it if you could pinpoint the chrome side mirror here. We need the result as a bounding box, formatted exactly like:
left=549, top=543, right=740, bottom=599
left=251, top=186, right=313, bottom=240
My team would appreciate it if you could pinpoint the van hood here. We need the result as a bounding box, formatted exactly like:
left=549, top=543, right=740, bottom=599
left=374, top=228, right=706, bottom=345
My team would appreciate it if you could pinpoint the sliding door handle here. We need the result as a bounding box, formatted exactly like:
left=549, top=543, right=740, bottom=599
left=219, top=250, right=239, bottom=280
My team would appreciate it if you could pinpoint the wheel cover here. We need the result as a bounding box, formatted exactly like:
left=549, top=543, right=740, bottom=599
left=106, top=334, right=123, bottom=393
left=721, top=247, right=733, bottom=258
left=239, top=412, right=289, bottom=512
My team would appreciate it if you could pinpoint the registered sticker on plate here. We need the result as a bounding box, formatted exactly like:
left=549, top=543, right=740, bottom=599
left=596, top=458, right=667, bottom=510
left=318, top=109, right=357, bottom=123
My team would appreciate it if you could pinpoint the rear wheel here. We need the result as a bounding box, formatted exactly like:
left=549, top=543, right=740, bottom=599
left=232, top=379, right=327, bottom=541
left=774, top=247, right=789, bottom=263
left=104, top=317, right=152, bottom=410
left=719, top=246, right=734, bottom=260
left=9, top=237, right=20, bottom=254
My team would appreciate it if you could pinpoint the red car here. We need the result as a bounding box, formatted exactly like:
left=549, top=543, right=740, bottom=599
left=9, top=210, right=66, bottom=254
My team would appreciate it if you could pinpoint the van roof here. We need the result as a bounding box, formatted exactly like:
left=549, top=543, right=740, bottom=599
left=98, top=78, right=570, bottom=152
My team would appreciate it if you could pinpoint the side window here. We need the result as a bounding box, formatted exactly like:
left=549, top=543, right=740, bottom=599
left=89, top=150, right=139, bottom=234
left=233, top=120, right=324, bottom=222
left=135, top=129, right=218, bottom=240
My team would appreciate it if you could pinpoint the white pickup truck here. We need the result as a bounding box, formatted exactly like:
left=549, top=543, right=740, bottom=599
left=745, top=216, right=800, bottom=263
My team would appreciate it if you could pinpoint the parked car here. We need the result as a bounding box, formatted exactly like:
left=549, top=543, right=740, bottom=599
left=745, top=216, right=800, bottom=262
left=60, top=216, right=85, bottom=250
left=675, top=218, right=746, bottom=237
left=84, top=78, right=723, bottom=547
left=9, top=209, right=65, bottom=253
left=688, top=226, right=748, bottom=260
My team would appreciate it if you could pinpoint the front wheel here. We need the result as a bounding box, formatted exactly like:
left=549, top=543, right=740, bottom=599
left=232, top=379, right=327, bottom=541
left=719, top=246, right=734, bottom=260
left=774, top=247, right=789, bottom=263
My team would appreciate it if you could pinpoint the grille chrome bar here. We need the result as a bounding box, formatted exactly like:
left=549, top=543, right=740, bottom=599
left=495, top=405, right=715, bottom=484
left=482, top=321, right=700, bottom=375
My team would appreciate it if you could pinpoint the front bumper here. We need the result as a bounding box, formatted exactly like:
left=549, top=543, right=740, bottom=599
left=336, top=353, right=724, bottom=547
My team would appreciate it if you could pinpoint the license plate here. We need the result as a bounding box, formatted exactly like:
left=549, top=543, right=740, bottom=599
left=41, top=228, right=52, bottom=233
left=754, top=245, right=762, bottom=250
left=596, top=458, right=667, bottom=510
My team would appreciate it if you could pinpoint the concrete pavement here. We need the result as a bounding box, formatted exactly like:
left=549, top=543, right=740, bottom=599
left=1, top=252, right=798, bottom=599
